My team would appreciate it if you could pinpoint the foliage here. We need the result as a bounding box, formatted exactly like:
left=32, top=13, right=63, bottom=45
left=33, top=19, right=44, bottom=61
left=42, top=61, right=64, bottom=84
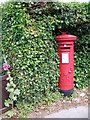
left=5, top=109, right=16, bottom=118
left=16, top=91, right=61, bottom=118
left=16, top=103, right=32, bottom=118
left=1, top=1, right=89, bottom=107
left=26, top=2, right=90, bottom=36
left=74, top=34, right=89, bottom=88
left=3, top=57, right=20, bottom=109
left=1, top=1, right=59, bottom=104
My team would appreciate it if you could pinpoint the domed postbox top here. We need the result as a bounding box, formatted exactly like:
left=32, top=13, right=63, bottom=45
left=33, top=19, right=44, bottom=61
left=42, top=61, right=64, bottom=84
left=55, top=31, right=77, bottom=42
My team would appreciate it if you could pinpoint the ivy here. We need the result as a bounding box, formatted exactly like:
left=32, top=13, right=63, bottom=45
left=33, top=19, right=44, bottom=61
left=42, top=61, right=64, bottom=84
left=1, top=1, right=59, bottom=104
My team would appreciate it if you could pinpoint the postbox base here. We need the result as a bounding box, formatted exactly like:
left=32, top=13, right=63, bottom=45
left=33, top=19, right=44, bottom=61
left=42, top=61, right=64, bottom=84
left=59, top=88, right=74, bottom=96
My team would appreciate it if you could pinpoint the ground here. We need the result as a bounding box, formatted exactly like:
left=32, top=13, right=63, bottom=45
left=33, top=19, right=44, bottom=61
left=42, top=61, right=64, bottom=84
left=27, top=88, right=88, bottom=118
left=1, top=87, right=88, bottom=118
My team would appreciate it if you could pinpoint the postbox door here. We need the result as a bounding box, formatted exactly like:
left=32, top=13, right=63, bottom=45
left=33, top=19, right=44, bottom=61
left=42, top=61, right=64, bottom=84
left=58, top=46, right=74, bottom=90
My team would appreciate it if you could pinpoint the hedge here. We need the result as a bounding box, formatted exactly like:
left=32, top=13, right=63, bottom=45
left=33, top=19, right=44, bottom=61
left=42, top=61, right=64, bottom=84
left=1, top=2, right=59, bottom=104
left=1, top=1, right=90, bottom=104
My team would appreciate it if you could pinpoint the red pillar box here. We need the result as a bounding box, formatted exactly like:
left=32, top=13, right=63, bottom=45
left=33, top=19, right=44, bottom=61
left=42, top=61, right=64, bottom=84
left=55, top=31, right=77, bottom=96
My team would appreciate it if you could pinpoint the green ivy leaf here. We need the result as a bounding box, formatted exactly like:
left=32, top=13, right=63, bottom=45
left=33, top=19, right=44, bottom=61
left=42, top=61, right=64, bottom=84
left=14, top=89, right=20, bottom=95
left=5, top=110, right=15, bottom=117
left=4, top=99, right=12, bottom=107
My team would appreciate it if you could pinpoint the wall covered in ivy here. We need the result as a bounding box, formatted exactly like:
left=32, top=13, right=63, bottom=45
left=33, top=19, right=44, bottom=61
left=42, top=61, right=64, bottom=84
left=1, top=1, right=90, bottom=104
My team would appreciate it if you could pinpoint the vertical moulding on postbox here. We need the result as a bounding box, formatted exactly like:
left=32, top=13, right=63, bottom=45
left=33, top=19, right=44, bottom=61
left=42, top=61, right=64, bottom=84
left=54, top=31, right=77, bottom=96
